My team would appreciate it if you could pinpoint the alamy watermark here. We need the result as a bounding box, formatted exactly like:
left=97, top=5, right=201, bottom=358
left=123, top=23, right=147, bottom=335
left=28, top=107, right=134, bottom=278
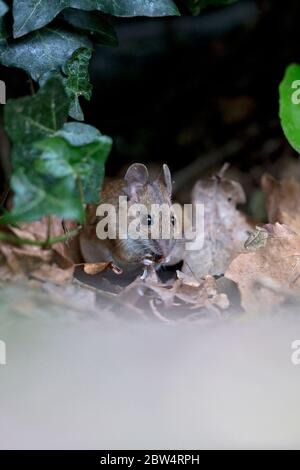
left=292, top=80, right=300, bottom=104
left=0, top=79, right=6, bottom=104
left=291, top=340, right=300, bottom=366
left=0, top=340, right=6, bottom=365
left=95, top=198, right=205, bottom=251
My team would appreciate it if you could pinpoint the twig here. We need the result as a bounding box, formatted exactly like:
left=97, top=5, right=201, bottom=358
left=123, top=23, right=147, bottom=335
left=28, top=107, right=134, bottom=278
left=43, top=216, right=52, bottom=249
left=73, top=278, right=117, bottom=298
left=216, top=162, right=230, bottom=180
left=0, top=228, right=80, bottom=248
left=149, top=299, right=172, bottom=323
left=77, top=177, right=84, bottom=209
left=73, top=278, right=146, bottom=316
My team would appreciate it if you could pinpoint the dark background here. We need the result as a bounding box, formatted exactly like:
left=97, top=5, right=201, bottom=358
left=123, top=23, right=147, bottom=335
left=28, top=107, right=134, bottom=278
left=1, top=0, right=300, bottom=210
left=86, top=0, right=300, bottom=209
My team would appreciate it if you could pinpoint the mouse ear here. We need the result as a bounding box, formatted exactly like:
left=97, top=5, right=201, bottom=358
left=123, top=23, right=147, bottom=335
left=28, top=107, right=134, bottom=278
left=124, top=163, right=149, bottom=200
left=161, top=164, right=172, bottom=196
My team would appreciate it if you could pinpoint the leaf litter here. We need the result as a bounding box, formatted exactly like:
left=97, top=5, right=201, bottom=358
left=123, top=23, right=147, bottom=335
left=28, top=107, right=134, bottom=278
left=3, top=166, right=300, bottom=320
left=182, top=164, right=252, bottom=278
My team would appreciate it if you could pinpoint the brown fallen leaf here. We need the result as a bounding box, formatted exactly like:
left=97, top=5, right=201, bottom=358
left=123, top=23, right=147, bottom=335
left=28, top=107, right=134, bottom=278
left=173, top=272, right=229, bottom=311
left=244, top=226, right=268, bottom=251
left=77, top=262, right=123, bottom=275
left=262, top=174, right=300, bottom=234
left=83, top=262, right=110, bottom=275
left=118, top=269, right=230, bottom=322
left=0, top=221, right=75, bottom=284
left=225, top=223, right=300, bottom=313
left=183, top=166, right=252, bottom=277
left=13, top=216, right=81, bottom=262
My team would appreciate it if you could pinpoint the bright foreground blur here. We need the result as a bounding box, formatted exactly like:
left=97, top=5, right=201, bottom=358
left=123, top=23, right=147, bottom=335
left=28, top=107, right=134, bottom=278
left=0, top=290, right=300, bottom=449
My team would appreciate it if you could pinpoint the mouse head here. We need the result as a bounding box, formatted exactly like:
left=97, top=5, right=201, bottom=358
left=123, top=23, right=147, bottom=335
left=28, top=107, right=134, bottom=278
left=124, top=163, right=171, bottom=201
left=122, top=163, right=176, bottom=263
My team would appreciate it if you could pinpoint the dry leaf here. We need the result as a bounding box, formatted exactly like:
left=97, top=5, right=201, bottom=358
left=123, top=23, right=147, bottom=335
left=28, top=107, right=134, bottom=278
left=78, top=262, right=123, bottom=275
left=126, top=270, right=229, bottom=319
left=226, top=223, right=300, bottom=313
left=83, top=262, right=111, bottom=275
left=0, top=221, right=75, bottom=284
left=183, top=169, right=252, bottom=277
left=262, top=174, right=300, bottom=234
left=7, top=216, right=80, bottom=261
left=244, top=226, right=268, bottom=251
left=174, top=272, right=229, bottom=311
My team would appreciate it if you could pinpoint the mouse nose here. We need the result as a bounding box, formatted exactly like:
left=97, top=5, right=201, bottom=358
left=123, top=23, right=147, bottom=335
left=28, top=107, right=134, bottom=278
left=156, top=239, right=175, bottom=261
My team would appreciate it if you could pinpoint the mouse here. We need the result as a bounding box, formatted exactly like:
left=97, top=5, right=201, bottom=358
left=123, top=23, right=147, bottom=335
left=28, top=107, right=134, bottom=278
left=79, top=163, right=177, bottom=276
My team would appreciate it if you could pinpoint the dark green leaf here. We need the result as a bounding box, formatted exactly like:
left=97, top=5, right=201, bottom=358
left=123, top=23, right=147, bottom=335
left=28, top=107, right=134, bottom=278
left=62, top=47, right=93, bottom=121
left=0, top=27, right=91, bottom=82
left=61, top=8, right=118, bottom=47
left=4, top=76, right=69, bottom=146
left=279, top=63, right=300, bottom=154
left=36, top=122, right=112, bottom=203
left=13, top=0, right=180, bottom=38
left=1, top=119, right=112, bottom=224
left=0, top=0, right=7, bottom=16
left=1, top=77, right=86, bottom=224
left=184, top=0, right=238, bottom=15
left=1, top=169, right=85, bottom=224
left=56, top=121, right=108, bottom=145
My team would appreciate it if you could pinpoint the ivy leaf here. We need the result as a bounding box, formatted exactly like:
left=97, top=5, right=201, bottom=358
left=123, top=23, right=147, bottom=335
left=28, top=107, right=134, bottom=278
left=279, top=63, right=300, bottom=154
left=61, top=8, right=118, bottom=47
left=184, top=0, right=238, bottom=15
left=4, top=76, right=69, bottom=147
left=4, top=76, right=69, bottom=192
left=0, top=27, right=91, bottom=82
left=1, top=77, right=83, bottom=224
left=2, top=169, right=85, bottom=224
left=0, top=0, right=8, bottom=41
left=62, top=47, right=93, bottom=121
left=56, top=121, right=108, bottom=145
left=13, top=0, right=180, bottom=38
left=0, top=0, right=7, bottom=16
left=1, top=120, right=112, bottom=224
left=35, top=122, right=112, bottom=203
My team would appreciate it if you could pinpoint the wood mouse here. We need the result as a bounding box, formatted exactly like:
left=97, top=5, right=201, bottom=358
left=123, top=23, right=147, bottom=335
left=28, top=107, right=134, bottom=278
left=80, top=163, right=177, bottom=274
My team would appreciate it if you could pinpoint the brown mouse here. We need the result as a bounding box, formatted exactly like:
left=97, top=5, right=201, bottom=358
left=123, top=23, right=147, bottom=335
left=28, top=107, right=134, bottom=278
left=80, top=163, right=177, bottom=273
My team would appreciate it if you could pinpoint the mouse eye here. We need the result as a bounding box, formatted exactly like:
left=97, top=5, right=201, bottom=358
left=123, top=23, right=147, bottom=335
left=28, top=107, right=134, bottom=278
left=147, top=214, right=153, bottom=226
left=171, top=214, right=176, bottom=226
